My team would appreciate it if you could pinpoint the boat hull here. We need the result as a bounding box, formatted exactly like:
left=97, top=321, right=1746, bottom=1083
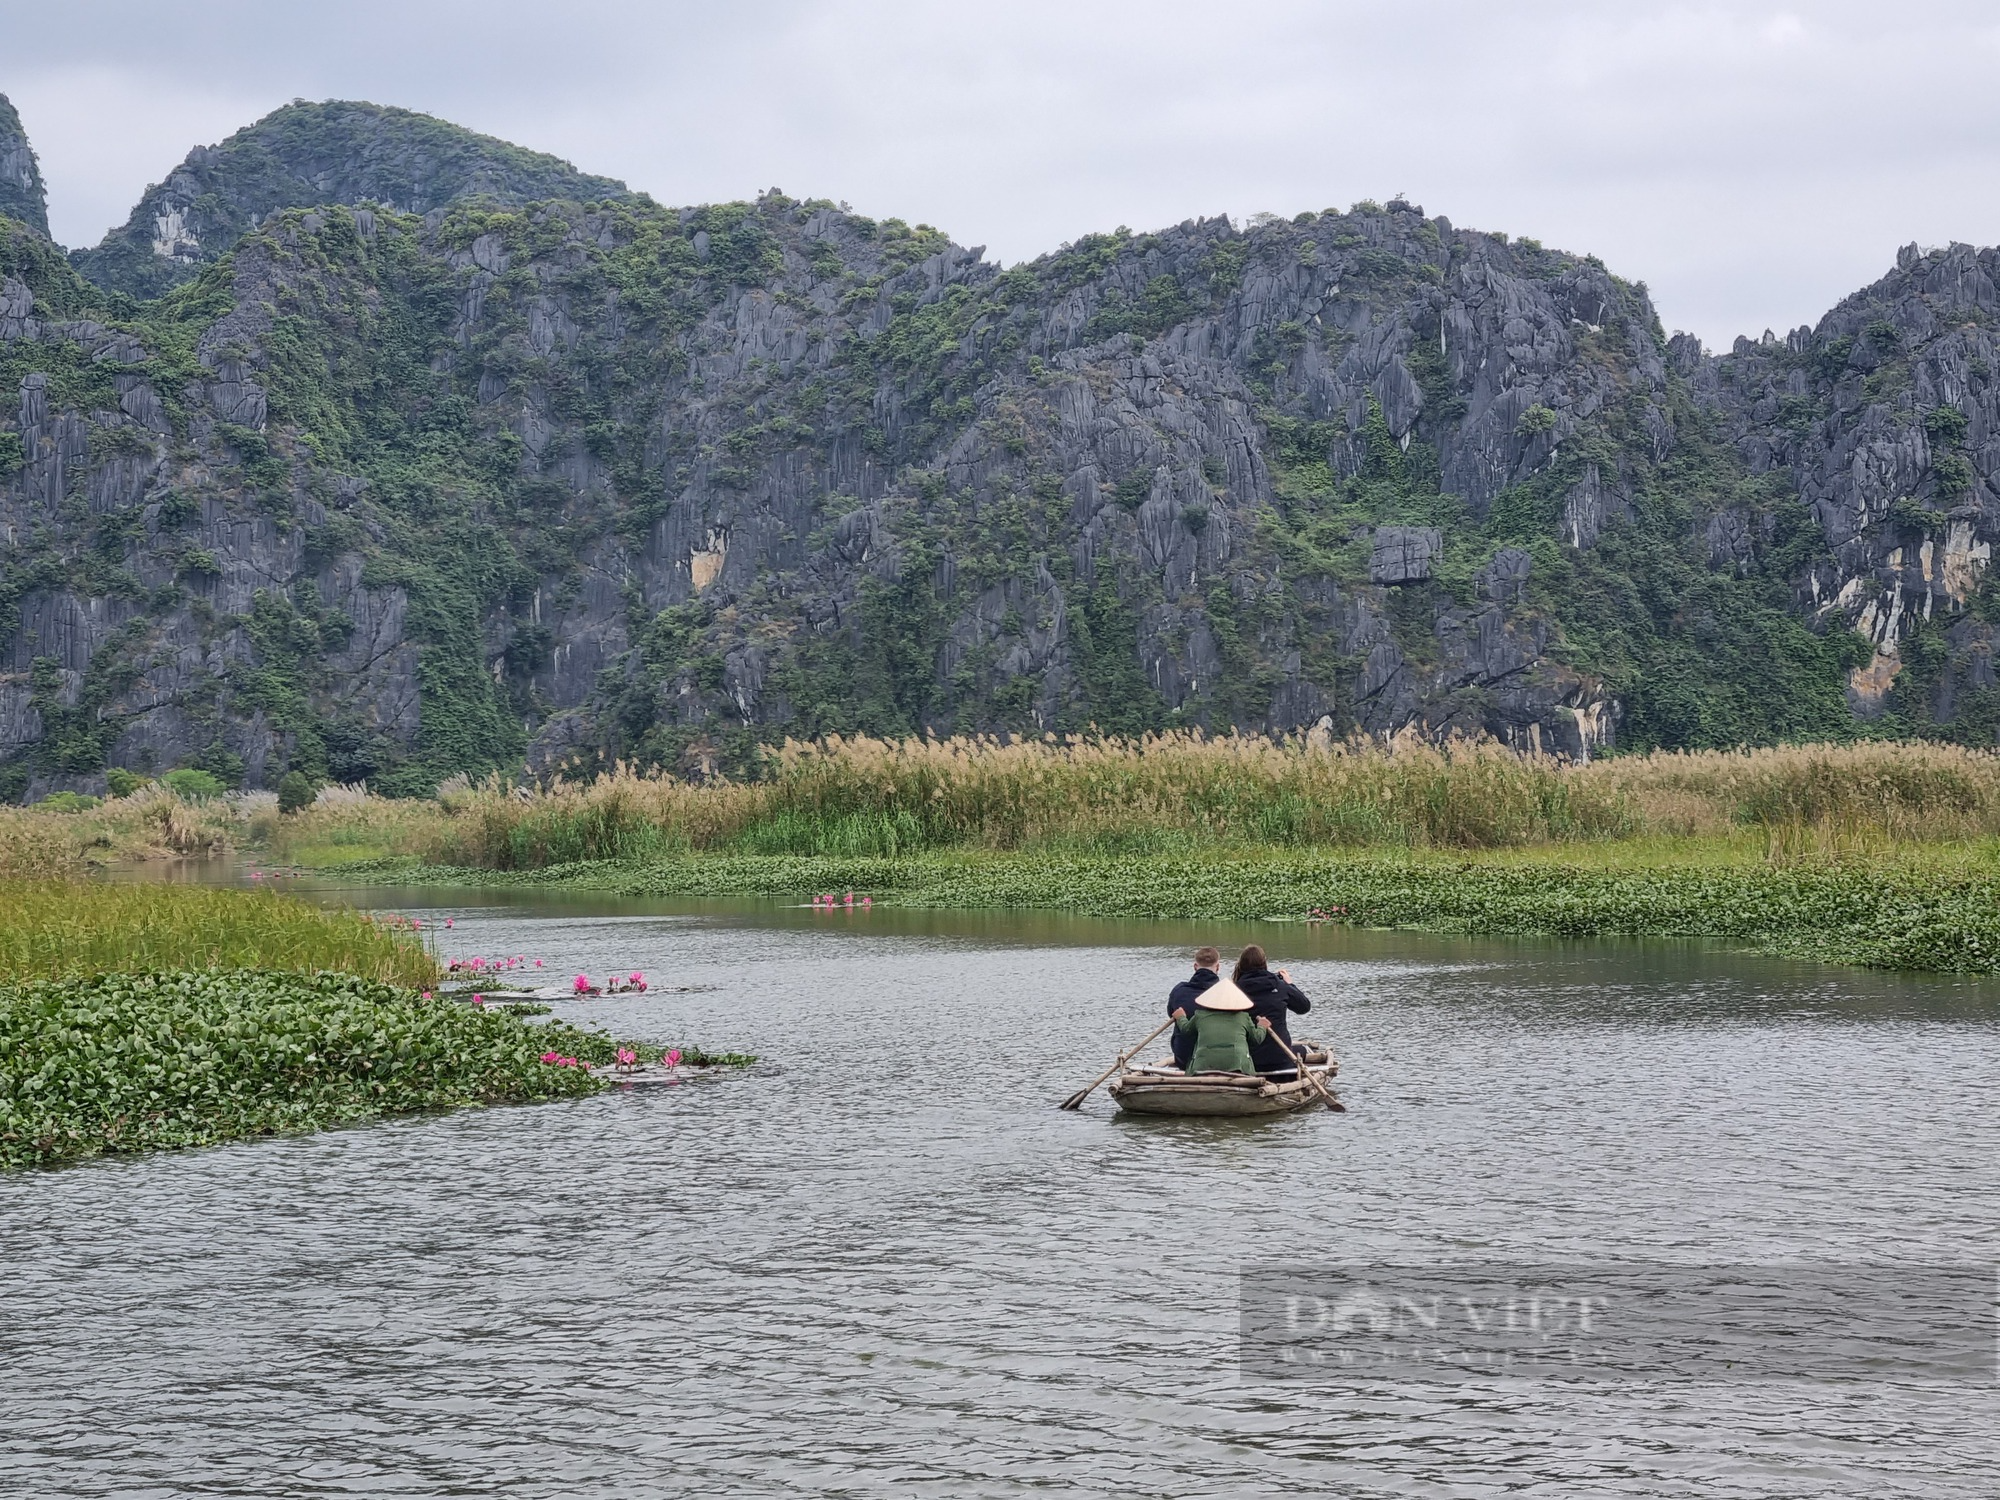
left=1109, top=1056, right=1339, bottom=1117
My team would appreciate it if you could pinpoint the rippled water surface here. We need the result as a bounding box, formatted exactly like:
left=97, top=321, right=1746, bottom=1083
left=5, top=886, right=1999, bottom=1497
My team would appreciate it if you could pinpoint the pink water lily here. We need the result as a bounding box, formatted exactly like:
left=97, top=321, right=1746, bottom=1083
left=420, top=991, right=432, bottom=1001
left=472, top=994, right=484, bottom=1005
left=574, top=974, right=591, bottom=995
left=662, top=1047, right=683, bottom=1069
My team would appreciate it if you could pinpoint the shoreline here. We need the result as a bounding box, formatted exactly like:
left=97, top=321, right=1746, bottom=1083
left=316, top=846, right=2000, bottom=975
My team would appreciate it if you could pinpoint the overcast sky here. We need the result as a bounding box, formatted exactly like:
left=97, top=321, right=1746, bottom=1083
left=4, top=1, right=1998, bottom=347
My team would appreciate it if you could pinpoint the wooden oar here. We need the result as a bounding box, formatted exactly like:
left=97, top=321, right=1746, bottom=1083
left=1266, top=1029, right=1345, bottom=1113
left=1058, top=1017, right=1174, bottom=1111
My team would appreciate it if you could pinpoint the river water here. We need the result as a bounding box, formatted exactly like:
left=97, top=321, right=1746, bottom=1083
left=3, top=884, right=1998, bottom=1497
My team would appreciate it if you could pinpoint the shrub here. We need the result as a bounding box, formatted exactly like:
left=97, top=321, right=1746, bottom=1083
left=36, top=792, right=100, bottom=813
left=1931, top=452, right=1974, bottom=497
left=1888, top=496, right=1947, bottom=537
left=104, top=768, right=146, bottom=798
left=1924, top=405, right=1970, bottom=446
left=1517, top=404, right=1559, bottom=436
left=161, top=767, right=226, bottom=801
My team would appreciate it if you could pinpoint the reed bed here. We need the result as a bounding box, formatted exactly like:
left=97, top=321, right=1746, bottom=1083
left=0, top=881, right=440, bottom=986
left=6, top=735, right=1999, bottom=877
left=0, top=783, right=239, bottom=875
left=262, top=734, right=2000, bottom=870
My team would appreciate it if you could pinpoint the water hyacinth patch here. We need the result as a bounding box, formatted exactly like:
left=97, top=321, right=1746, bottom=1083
left=0, top=970, right=736, bottom=1171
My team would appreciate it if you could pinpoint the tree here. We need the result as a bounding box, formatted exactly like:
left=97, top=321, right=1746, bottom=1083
left=277, top=769, right=318, bottom=814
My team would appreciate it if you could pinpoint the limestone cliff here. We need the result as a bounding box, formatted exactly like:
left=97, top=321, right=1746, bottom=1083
left=0, top=94, right=48, bottom=238
left=1684, top=243, right=2000, bottom=736
left=3, top=105, right=1996, bottom=799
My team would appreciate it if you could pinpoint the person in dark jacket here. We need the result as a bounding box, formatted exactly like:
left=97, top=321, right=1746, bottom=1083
left=1234, top=944, right=1311, bottom=1074
left=1166, top=946, right=1222, bottom=1070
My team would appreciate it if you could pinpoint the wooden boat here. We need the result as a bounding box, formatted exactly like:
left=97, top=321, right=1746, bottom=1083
left=1108, top=1044, right=1340, bottom=1117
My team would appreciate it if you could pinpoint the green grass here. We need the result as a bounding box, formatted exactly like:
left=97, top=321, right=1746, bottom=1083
left=0, top=970, right=666, bottom=1170
left=363, top=843, right=2000, bottom=974
left=0, top=880, right=439, bottom=984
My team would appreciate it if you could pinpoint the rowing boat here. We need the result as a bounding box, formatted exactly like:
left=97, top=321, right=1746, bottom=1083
left=1108, top=1044, right=1340, bottom=1117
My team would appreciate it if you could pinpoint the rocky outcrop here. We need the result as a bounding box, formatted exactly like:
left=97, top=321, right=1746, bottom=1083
left=0, top=94, right=48, bottom=237
left=1688, top=241, right=2000, bottom=725
left=1370, top=526, right=1441, bottom=584
left=69, top=99, right=633, bottom=299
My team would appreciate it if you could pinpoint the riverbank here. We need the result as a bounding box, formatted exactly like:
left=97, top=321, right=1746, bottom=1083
left=12, top=738, right=2000, bottom=975
left=343, top=840, right=2000, bottom=973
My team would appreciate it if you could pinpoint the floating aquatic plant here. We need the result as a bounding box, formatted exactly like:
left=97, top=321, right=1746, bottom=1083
left=0, top=971, right=718, bottom=1171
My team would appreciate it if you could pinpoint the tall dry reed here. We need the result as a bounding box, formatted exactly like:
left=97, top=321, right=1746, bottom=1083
left=402, top=736, right=2000, bottom=867
left=23, top=734, right=2000, bottom=876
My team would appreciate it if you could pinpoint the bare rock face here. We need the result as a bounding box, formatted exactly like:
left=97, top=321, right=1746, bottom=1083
left=0, top=94, right=48, bottom=237
left=1478, top=547, right=1532, bottom=603
left=1369, top=526, right=1441, bottom=584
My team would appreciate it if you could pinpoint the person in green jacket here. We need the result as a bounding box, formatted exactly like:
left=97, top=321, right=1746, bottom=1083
left=1173, top=980, right=1271, bottom=1073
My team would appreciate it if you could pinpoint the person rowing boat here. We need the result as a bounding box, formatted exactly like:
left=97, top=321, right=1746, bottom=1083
left=1172, top=977, right=1271, bottom=1074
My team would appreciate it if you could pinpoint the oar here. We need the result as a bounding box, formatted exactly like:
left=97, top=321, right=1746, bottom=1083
left=1058, top=1017, right=1175, bottom=1111
left=1266, top=1029, right=1345, bottom=1113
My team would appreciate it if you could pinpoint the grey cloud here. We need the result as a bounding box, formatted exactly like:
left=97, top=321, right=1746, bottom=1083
left=7, top=0, right=2000, bottom=344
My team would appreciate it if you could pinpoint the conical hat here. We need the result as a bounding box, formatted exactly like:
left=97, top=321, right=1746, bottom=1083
left=1194, top=978, right=1253, bottom=1012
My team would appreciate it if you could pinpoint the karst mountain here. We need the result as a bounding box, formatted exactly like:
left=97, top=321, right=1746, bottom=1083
left=0, top=94, right=1993, bottom=795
